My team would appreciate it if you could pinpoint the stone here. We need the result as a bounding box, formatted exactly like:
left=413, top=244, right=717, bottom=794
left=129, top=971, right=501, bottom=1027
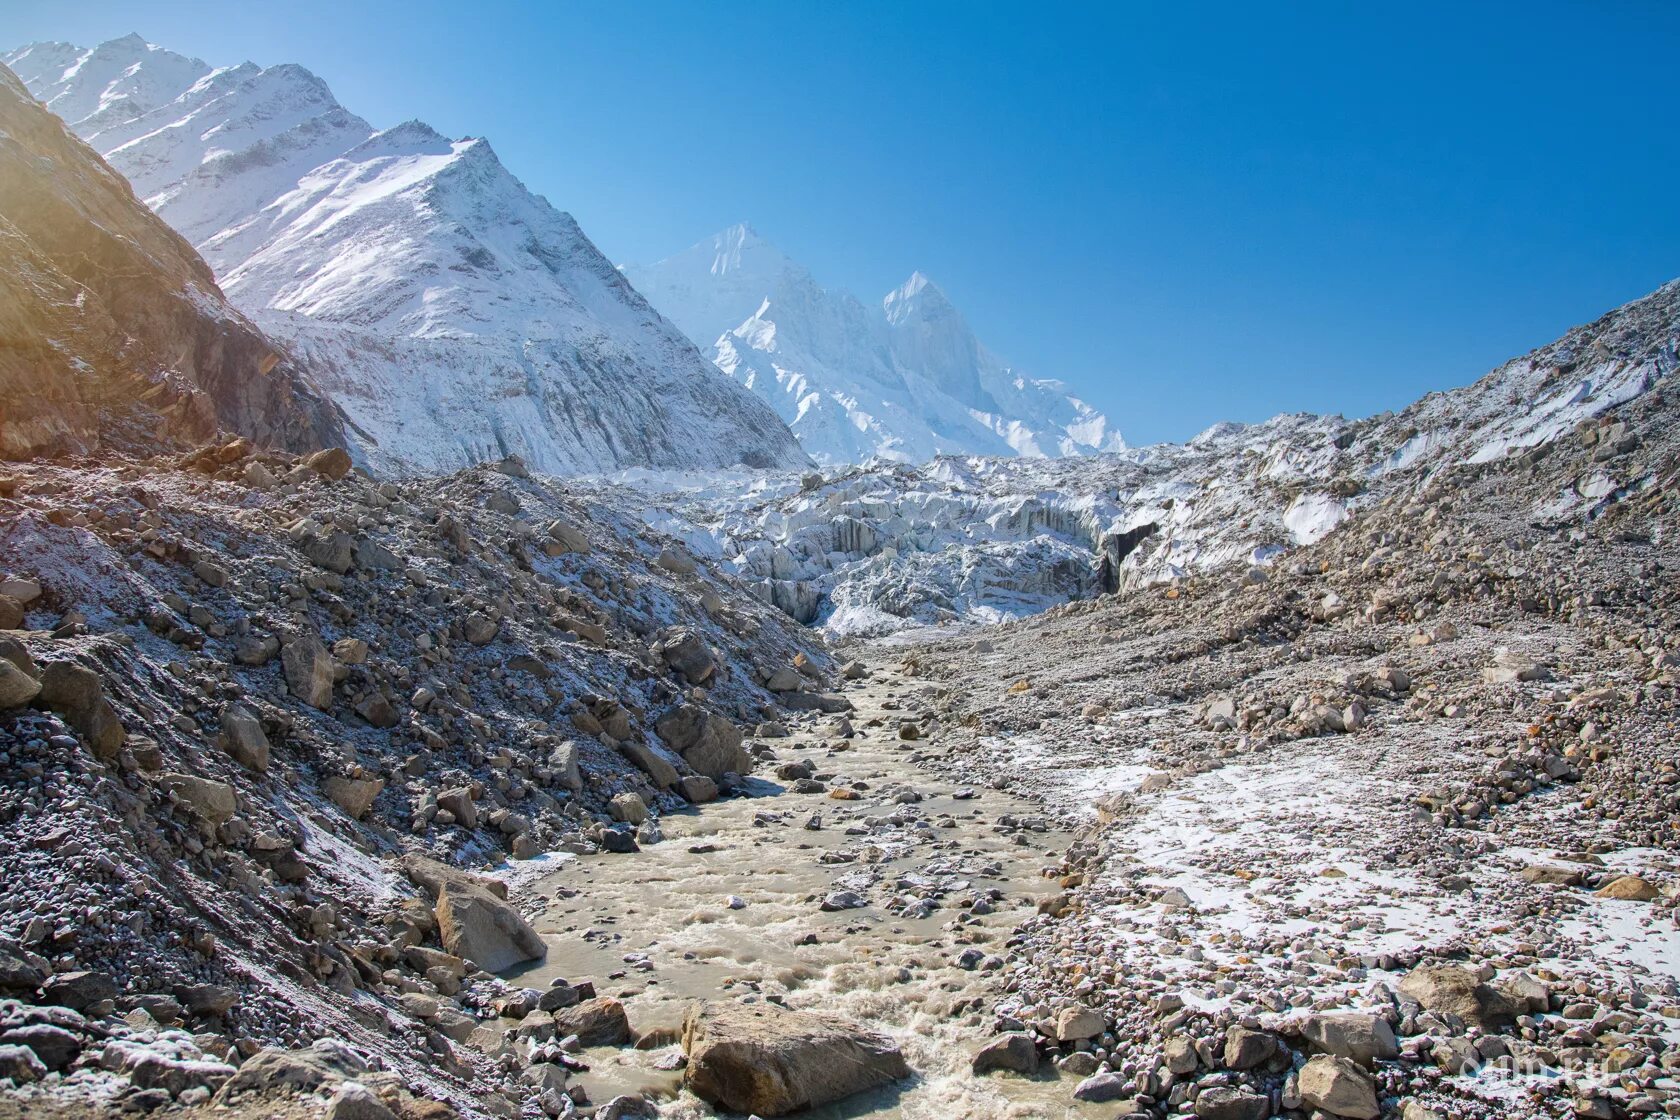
left=326, top=1081, right=398, bottom=1120
left=307, top=447, right=353, bottom=480
left=1301, top=1012, right=1399, bottom=1067
left=657, top=547, right=697, bottom=575
left=0, top=1043, right=48, bottom=1083
left=463, top=612, right=499, bottom=645
left=0, top=576, right=40, bottom=604
left=1164, top=1035, right=1200, bottom=1075
left=437, top=787, right=478, bottom=829
left=218, top=702, right=270, bottom=772
left=322, top=776, right=384, bottom=819
left=281, top=633, right=336, bottom=709
left=1297, top=1054, right=1380, bottom=1119
left=178, top=983, right=240, bottom=1014
left=677, top=774, right=719, bottom=803
left=1195, top=1086, right=1270, bottom=1120
left=0, top=596, right=21, bottom=631
left=619, top=741, right=677, bottom=790
left=609, top=792, right=649, bottom=825
left=1398, top=965, right=1520, bottom=1030
left=971, top=1032, right=1038, bottom=1075
left=681, top=1000, right=908, bottom=1117
left=656, top=705, right=752, bottom=779
left=553, top=997, right=630, bottom=1046
left=39, top=969, right=117, bottom=1011
left=1223, top=1025, right=1276, bottom=1069
left=159, top=773, right=238, bottom=826
left=37, top=661, right=124, bottom=757
left=764, top=667, right=803, bottom=692
left=435, top=880, right=545, bottom=973
left=0, top=1023, right=79, bottom=1070
left=1054, top=1006, right=1105, bottom=1042
left=546, top=518, right=591, bottom=554
left=0, top=659, right=40, bottom=708
left=1072, top=1072, right=1129, bottom=1102
left=234, top=634, right=280, bottom=666
left=660, top=629, right=716, bottom=685
left=1596, top=875, right=1661, bottom=901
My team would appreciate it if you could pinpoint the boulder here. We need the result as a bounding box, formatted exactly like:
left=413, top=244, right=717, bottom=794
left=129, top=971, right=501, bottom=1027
left=608, top=792, right=649, bottom=825
left=463, top=612, right=499, bottom=645
left=678, top=775, right=719, bottom=803
left=1596, top=875, right=1661, bottom=901
left=546, top=518, right=591, bottom=555
left=1072, top=1072, right=1129, bottom=1102
left=159, top=773, right=237, bottom=826
left=1301, top=1012, right=1399, bottom=1067
left=0, top=659, right=40, bottom=708
left=1054, top=1006, right=1105, bottom=1042
left=1398, top=965, right=1520, bottom=1030
left=681, top=1001, right=909, bottom=1116
left=553, top=997, right=630, bottom=1046
left=435, top=880, right=545, bottom=973
left=660, top=630, right=716, bottom=685
left=322, top=776, right=384, bottom=819
left=0, top=1043, right=48, bottom=1083
left=1223, top=1026, right=1276, bottom=1069
left=306, top=447, right=353, bottom=480
left=971, top=1032, right=1038, bottom=1075
left=218, top=702, right=270, bottom=772
left=1297, top=1054, right=1380, bottom=1119
left=436, top=787, right=478, bottom=829
left=38, top=661, right=124, bottom=757
left=281, top=633, right=336, bottom=709
left=656, top=705, right=752, bottom=779
left=619, top=741, right=677, bottom=790
left=1195, top=1086, right=1270, bottom=1120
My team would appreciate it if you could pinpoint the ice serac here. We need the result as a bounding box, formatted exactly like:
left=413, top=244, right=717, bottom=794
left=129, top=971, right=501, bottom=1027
left=624, top=224, right=1126, bottom=465
left=649, top=278, right=1679, bottom=637
left=5, top=36, right=807, bottom=477
left=0, top=62, right=345, bottom=460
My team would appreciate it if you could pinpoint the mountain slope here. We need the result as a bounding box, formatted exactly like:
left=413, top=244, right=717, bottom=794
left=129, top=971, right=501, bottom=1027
left=625, top=223, right=1126, bottom=465
left=4, top=36, right=807, bottom=476
left=0, top=62, right=344, bottom=460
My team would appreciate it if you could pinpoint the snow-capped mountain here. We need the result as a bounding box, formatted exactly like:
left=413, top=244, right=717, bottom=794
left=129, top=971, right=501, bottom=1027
left=624, top=223, right=1125, bottom=465
left=3, top=36, right=807, bottom=476
left=0, top=60, right=344, bottom=459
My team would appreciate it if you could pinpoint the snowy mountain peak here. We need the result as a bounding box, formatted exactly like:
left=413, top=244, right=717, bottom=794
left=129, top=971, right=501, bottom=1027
left=628, top=229, right=1127, bottom=464
left=6, top=37, right=808, bottom=476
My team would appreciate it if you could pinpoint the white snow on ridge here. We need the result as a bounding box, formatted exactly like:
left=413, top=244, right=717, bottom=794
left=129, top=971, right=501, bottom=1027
left=3, top=36, right=807, bottom=477
left=625, top=223, right=1126, bottom=466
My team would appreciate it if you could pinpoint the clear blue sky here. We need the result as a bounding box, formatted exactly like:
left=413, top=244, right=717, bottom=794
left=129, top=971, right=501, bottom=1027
left=6, top=1, right=1678, bottom=445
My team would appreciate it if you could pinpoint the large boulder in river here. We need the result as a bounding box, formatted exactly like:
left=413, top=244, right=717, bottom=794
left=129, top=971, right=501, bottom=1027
left=681, top=1000, right=909, bottom=1116
left=435, top=880, right=545, bottom=974
left=403, top=856, right=542, bottom=973
left=655, top=705, right=752, bottom=779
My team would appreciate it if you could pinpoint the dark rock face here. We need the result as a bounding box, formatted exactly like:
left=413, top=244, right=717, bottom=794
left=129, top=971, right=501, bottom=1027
left=0, top=63, right=345, bottom=460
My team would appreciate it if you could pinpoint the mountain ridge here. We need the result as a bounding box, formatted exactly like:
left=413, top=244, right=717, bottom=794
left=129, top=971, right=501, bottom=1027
left=625, top=222, right=1127, bottom=465
left=4, top=35, right=808, bottom=476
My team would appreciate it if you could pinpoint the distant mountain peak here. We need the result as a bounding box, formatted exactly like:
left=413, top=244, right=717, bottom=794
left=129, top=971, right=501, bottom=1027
left=629, top=227, right=1126, bottom=464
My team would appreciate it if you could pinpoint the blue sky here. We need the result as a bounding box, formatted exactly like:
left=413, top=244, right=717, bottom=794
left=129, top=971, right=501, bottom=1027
left=6, top=0, right=1678, bottom=445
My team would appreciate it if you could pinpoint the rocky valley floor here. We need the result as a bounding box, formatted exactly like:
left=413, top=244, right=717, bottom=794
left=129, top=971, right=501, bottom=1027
left=2, top=367, right=1679, bottom=1120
